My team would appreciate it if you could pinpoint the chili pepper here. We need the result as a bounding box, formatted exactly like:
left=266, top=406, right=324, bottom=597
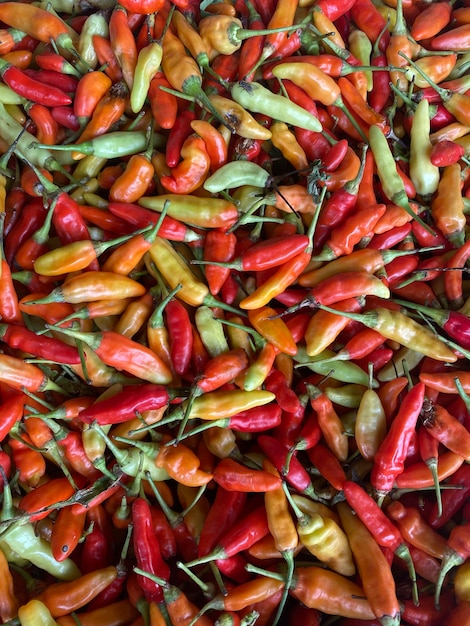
left=132, top=497, right=170, bottom=603
left=0, top=323, right=80, bottom=364
left=160, top=584, right=211, bottom=626
left=420, top=397, right=470, bottom=461
left=395, top=450, right=465, bottom=492
left=435, top=523, right=470, bottom=608
left=0, top=352, right=66, bottom=394
left=35, top=130, right=148, bottom=161
left=17, top=599, right=59, bottom=626
left=264, top=368, right=299, bottom=413
left=0, top=389, right=24, bottom=444
left=213, top=457, right=281, bottom=492
left=78, top=384, right=175, bottom=425
left=198, top=487, right=247, bottom=558
left=0, top=544, right=18, bottom=622
left=26, top=103, right=60, bottom=146
left=369, top=381, right=425, bottom=499
left=454, top=561, right=470, bottom=603
left=289, top=566, right=376, bottom=620
left=238, top=1, right=265, bottom=81
left=386, top=501, right=447, bottom=560
left=34, top=566, right=118, bottom=618
left=342, top=480, right=419, bottom=604
left=410, top=1, right=451, bottom=40
left=307, top=443, right=346, bottom=491
left=160, top=135, right=211, bottom=194
left=154, top=438, right=213, bottom=487
left=270, top=121, right=308, bottom=171
left=130, top=37, right=162, bottom=114
left=108, top=4, right=137, bottom=91
left=73, top=71, right=112, bottom=129
left=231, top=80, right=321, bottom=132
left=161, top=297, right=192, bottom=378
left=368, top=124, right=432, bottom=234
left=408, top=98, right=440, bottom=201
left=50, top=505, right=86, bottom=563
left=0, top=255, right=28, bottom=326
left=247, top=306, right=297, bottom=355
left=50, top=323, right=174, bottom=384
left=257, top=434, right=318, bottom=499
left=75, top=80, right=129, bottom=150
left=238, top=216, right=317, bottom=311
left=316, top=303, right=458, bottom=363
left=305, top=383, right=349, bottom=462
left=0, top=2, right=76, bottom=48
left=109, top=139, right=155, bottom=205
left=337, top=502, right=401, bottom=626
left=184, top=503, right=270, bottom=567
left=161, top=27, right=226, bottom=126
left=431, top=162, right=465, bottom=247
left=0, top=57, right=71, bottom=107
left=430, top=140, right=466, bottom=167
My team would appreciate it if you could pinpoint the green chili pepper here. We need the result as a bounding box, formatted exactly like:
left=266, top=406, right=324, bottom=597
left=294, top=346, right=376, bottom=388
left=32, top=131, right=150, bottom=159
left=231, top=80, right=322, bottom=133
left=195, top=305, right=230, bottom=357
left=130, top=40, right=163, bottom=114
left=369, top=124, right=433, bottom=233
left=203, top=161, right=271, bottom=193
left=409, top=98, right=440, bottom=198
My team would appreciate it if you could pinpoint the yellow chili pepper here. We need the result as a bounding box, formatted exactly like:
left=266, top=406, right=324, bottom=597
left=431, top=162, right=466, bottom=247
left=270, top=121, right=308, bottom=171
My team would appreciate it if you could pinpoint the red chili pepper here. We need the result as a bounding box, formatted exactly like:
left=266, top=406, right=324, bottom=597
left=213, top=457, right=282, bottom=492
left=198, top=487, right=247, bottom=557
left=164, top=298, right=194, bottom=377
left=343, top=480, right=419, bottom=603
left=165, top=109, right=197, bottom=168
left=78, top=384, right=175, bottom=425
left=0, top=58, right=71, bottom=106
left=132, top=497, right=170, bottom=603
left=307, top=443, right=346, bottom=491
left=430, top=140, right=466, bottom=166
left=314, top=146, right=367, bottom=251
left=371, top=382, right=426, bottom=498
left=257, top=434, right=318, bottom=499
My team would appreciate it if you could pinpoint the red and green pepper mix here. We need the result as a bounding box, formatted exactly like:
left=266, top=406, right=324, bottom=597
left=0, top=0, right=469, bottom=624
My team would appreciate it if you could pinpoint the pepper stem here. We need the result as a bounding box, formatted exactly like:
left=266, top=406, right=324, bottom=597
left=454, top=376, right=470, bottom=412
left=244, top=563, right=286, bottom=582
left=272, top=549, right=293, bottom=626
left=133, top=567, right=167, bottom=588
left=435, top=548, right=464, bottom=609
left=424, top=456, right=443, bottom=519
left=394, top=543, right=419, bottom=607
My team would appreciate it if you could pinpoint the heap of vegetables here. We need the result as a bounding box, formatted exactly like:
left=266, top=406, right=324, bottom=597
left=0, top=0, right=469, bottom=624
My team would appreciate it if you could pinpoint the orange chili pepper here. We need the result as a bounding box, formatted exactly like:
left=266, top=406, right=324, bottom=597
left=74, top=71, right=113, bottom=130
left=248, top=306, right=298, bottom=356
left=109, top=4, right=137, bottom=90
left=36, top=567, right=118, bottom=617
left=0, top=546, right=17, bottom=622
left=50, top=506, right=87, bottom=563
left=159, top=135, right=211, bottom=194
left=155, top=440, right=213, bottom=487
left=75, top=81, right=129, bottom=148
left=190, top=119, right=228, bottom=171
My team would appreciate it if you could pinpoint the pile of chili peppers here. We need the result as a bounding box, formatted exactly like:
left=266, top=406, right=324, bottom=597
left=1, top=0, right=470, bottom=624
